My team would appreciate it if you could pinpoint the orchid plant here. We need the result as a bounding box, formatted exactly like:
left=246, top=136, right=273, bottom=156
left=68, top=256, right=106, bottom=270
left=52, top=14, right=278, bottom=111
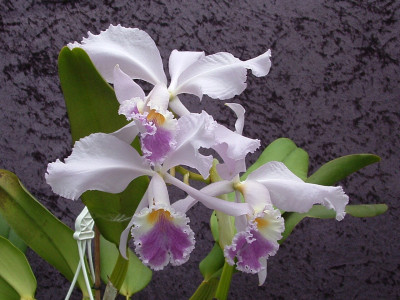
left=0, top=24, right=387, bottom=300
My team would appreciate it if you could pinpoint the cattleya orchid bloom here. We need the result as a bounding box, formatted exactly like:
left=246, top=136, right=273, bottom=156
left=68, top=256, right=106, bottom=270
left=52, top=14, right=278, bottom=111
left=173, top=104, right=349, bottom=285
left=68, top=24, right=272, bottom=116
left=226, top=161, right=348, bottom=285
left=45, top=107, right=255, bottom=270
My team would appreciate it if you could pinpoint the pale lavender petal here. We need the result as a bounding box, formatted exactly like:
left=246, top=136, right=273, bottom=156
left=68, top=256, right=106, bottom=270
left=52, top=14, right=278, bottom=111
left=225, top=103, right=245, bottom=135
left=168, top=50, right=205, bottom=92
left=45, top=133, right=152, bottom=200
left=165, top=173, right=252, bottom=216
left=119, top=190, right=148, bottom=259
left=172, top=50, right=271, bottom=100
left=110, top=122, right=139, bottom=144
left=146, top=84, right=170, bottom=112
left=243, top=49, right=271, bottom=77
left=113, top=65, right=145, bottom=103
left=248, top=161, right=349, bottom=220
left=132, top=205, right=195, bottom=270
left=236, top=180, right=273, bottom=214
left=68, top=24, right=167, bottom=85
left=168, top=96, right=191, bottom=117
left=214, top=124, right=260, bottom=180
left=172, top=180, right=235, bottom=213
left=258, top=257, right=267, bottom=286
left=162, top=111, right=217, bottom=178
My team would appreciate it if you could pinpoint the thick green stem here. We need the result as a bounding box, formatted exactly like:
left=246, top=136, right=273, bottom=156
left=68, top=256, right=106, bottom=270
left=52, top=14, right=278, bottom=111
left=214, top=262, right=234, bottom=300
left=103, top=252, right=129, bottom=299
left=189, top=278, right=219, bottom=300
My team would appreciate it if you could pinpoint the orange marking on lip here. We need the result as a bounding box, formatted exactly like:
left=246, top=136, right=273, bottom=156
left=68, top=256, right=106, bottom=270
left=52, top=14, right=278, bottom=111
left=147, top=209, right=172, bottom=224
left=147, top=110, right=166, bottom=125
left=255, top=217, right=269, bottom=229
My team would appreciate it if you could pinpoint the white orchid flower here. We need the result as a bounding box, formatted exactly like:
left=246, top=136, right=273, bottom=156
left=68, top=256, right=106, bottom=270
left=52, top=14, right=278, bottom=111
left=45, top=110, right=254, bottom=270
left=68, top=24, right=272, bottom=116
left=173, top=104, right=349, bottom=285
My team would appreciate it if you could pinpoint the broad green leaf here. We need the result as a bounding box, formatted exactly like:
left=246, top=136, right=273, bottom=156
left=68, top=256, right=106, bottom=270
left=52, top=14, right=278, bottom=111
left=0, top=213, right=27, bottom=253
left=280, top=204, right=388, bottom=243
left=0, top=277, right=20, bottom=300
left=199, top=243, right=225, bottom=280
left=58, top=47, right=148, bottom=245
left=0, top=170, right=90, bottom=297
left=0, top=236, right=36, bottom=299
left=100, top=235, right=152, bottom=297
left=306, top=154, right=381, bottom=185
left=243, top=138, right=309, bottom=181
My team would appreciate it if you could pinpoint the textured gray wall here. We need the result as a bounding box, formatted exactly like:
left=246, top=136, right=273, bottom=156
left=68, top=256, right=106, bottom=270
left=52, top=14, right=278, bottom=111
left=1, top=1, right=399, bottom=299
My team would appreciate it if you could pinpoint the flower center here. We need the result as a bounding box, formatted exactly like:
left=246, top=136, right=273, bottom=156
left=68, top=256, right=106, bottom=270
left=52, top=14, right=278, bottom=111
left=255, top=217, right=269, bottom=229
left=147, top=109, right=166, bottom=126
left=147, top=209, right=172, bottom=224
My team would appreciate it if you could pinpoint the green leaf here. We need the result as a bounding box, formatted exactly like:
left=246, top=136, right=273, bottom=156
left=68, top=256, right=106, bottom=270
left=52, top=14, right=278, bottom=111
left=100, top=235, right=152, bottom=297
left=306, top=154, right=381, bottom=185
left=0, top=236, right=36, bottom=300
left=280, top=204, right=388, bottom=243
left=243, top=138, right=309, bottom=181
left=58, top=47, right=148, bottom=245
left=199, top=243, right=225, bottom=280
left=0, top=213, right=27, bottom=253
left=0, top=170, right=90, bottom=297
left=190, top=278, right=219, bottom=300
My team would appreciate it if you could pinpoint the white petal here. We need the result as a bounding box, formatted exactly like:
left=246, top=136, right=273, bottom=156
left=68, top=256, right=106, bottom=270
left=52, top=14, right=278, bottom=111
left=214, top=124, right=260, bottom=180
left=243, top=50, right=271, bottom=77
left=225, top=103, right=245, bottom=135
left=172, top=180, right=235, bottom=213
left=162, top=111, right=217, bottom=179
left=237, top=180, right=273, bottom=213
left=168, top=50, right=205, bottom=92
left=172, top=50, right=271, bottom=100
left=165, top=173, right=252, bottom=216
left=113, top=65, right=145, bottom=103
left=68, top=24, right=167, bottom=85
left=168, top=96, right=191, bottom=116
left=46, top=133, right=153, bottom=200
left=258, top=257, right=267, bottom=286
left=147, top=173, right=170, bottom=207
left=146, top=84, right=170, bottom=112
left=110, top=122, right=139, bottom=144
left=119, top=189, right=149, bottom=259
left=248, top=162, right=349, bottom=220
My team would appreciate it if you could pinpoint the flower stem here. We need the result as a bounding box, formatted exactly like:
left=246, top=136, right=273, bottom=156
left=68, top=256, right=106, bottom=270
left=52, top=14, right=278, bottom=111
left=214, top=262, right=234, bottom=300
left=175, top=166, right=210, bottom=183
left=103, top=252, right=129, bottom=299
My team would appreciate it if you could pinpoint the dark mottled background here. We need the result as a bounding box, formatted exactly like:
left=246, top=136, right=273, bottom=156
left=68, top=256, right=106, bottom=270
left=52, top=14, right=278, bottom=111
left=1, top=1, right=399, bottom=299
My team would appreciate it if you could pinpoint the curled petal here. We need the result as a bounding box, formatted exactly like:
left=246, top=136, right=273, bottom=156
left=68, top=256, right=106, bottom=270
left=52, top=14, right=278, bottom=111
left=225, top=103, right=245, bottom=135
left=68, top=24, right=167, bottom=85
left=248, top=161, right=349, bottom=220
left=214, top=124, right=260, bottom=180
left=172, top=50, right=271, bottom=100
left=113, top=65, right=145, bottom=103
left=225, top=208, right=283, bottom=275
left=132, top=205, right=195, bottom=270
left=168, top=50, right=205, bottom=92
left=45, top=133, right=152, bottom=200
left=162, top=111, right=217, bottom=179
